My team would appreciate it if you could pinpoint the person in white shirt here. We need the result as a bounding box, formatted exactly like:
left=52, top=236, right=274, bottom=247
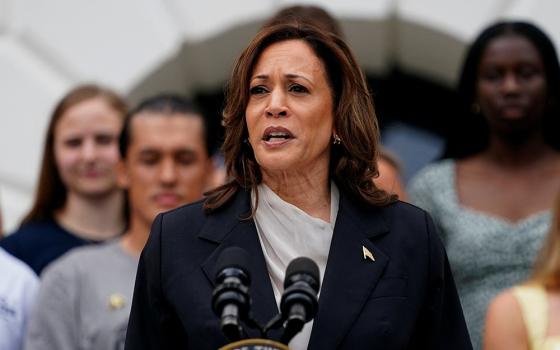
left=0, top=248, right=38, bottom=350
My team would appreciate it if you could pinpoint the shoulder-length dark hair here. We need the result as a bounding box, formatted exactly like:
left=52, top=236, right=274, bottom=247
left=444, top=21, right=560, bottom=159
left=21, top=84, right=127, bottom=225
left=204, top=23, right=395, bottom=213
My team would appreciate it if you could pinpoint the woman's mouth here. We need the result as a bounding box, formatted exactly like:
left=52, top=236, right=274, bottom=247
left=81, top=169, right=104, bottom=178
left=154, top=193, right=181, bottom=207
left=499, top=103, right=526, bottom=119
left=262, top=126, right=294, bottom=145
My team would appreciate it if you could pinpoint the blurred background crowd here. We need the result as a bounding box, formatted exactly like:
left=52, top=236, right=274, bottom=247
left=2, top=1, right=560, bottom=350
left=3, top=0, right=560, bottom=232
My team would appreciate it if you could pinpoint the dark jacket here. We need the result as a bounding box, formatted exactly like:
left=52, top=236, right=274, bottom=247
left=125, top=189, right=472, bottom=349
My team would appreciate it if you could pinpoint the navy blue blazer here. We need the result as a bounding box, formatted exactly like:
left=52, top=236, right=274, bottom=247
left=125, top=189, right=472, bottom=349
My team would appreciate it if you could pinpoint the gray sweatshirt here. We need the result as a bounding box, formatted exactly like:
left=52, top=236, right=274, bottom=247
left=24, top=241, right=138, bottom=350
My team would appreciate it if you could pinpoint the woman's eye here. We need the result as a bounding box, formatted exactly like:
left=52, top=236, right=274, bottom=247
left=481, top=69, right=502, bottom=81
left=518, top=66, right=539, bottom=79
left=289, top=84, right=308, bottom=93
left=64, top=138, right=82, bottom=147
left=250, top=86, right=267, bottom=95
left=95, top=134, right=115, bottom=145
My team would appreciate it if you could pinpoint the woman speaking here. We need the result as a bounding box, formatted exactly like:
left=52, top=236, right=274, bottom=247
left=125, top=23, right=471, bottom=349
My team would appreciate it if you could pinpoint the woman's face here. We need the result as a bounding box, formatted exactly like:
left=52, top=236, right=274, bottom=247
left=245, top=39, right=334, bottom=177
left=54, top=97, right=123, bottom=198
left=476, top=34, right=547, bottom=135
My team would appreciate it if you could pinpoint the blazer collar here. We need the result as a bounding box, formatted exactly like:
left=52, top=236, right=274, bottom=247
left=199, top=188, right=391, bottom=345
left=199, top=190, right=281, bottom=339
left=308, top=192, right=390, bottom=348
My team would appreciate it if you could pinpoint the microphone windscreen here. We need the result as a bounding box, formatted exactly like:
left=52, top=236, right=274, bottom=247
left=215, top=246, right=251, bottom=280
left=284, top=257, right=320, bottom=290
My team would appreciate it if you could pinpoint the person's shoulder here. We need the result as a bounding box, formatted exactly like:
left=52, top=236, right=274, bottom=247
left=370, top=200, right=439, bottom=246
left=144, top=199, right=211, bottom=243
left=48, top=240, right=119, bottom=270
left=14, top=220, right=59, bottom=233
left=484, top=286, right=528, bottom=349
left=63, top=240, right=120, bottom=262
left=159, top=194, right=246, bottom=227
left=0, top=223, right=57, bottom=265
left=489, top=287, right=519, bottom=311
left=409, top=159, right=454, bottom=187
left=158, top=198, right=207, bottom=226
left=152, top=193, right=251, bottom=247
left=379, top=199, right=429, bottom=224
left=163, top=198, right=206, bottom=217
left=1, top=220, right=61, bottom=245
left=407, top=159, right=455, bottom=212
left=40, top=242, right=109, bottom=281
left=0, top=248, right=38, bottom=285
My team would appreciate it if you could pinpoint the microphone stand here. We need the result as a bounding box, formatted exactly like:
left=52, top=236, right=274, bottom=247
left=218, top=314, right=290, bottom=350
left=215, top=253, right=319, bottom=350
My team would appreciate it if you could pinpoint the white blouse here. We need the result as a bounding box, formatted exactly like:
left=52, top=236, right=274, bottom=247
left=253, top=182, right=339, bottom=350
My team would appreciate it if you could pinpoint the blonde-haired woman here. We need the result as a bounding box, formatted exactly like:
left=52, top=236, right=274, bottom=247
left=484, top=192, right=560, bottom=350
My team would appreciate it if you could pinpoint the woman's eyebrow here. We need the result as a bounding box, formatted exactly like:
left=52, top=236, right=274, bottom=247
left=285, top=73, right=313, bottom=84
left=250, top=73, right=312, bottom=84
left=251, top=74, right=268, bottom=82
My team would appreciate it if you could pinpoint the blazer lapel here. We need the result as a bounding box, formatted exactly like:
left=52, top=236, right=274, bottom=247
left=308, top=193, right=390, bottom=348
left=199, top=190, right=281, bottom=340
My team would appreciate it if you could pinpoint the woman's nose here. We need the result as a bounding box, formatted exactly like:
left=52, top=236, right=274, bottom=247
left=265, top=90, right=288, bottom=118
left=502, top=73, right=521, bottom=94
left=81, top=139, right=97, bottom=161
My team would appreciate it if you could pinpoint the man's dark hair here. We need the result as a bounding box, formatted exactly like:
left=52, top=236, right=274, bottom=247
left=119, top=94, right=215, bottom=158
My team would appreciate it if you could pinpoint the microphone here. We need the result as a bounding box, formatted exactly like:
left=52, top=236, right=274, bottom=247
left=211, top=247, right=252, bottom=342
left=279, top=257, right=321, bottom=344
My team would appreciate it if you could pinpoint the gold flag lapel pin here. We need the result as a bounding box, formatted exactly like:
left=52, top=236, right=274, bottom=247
left=362, top=246, right=375, bottom=262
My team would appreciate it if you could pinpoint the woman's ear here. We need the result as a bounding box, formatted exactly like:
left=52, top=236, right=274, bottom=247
left=332, top=126, right=340, bottom=138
